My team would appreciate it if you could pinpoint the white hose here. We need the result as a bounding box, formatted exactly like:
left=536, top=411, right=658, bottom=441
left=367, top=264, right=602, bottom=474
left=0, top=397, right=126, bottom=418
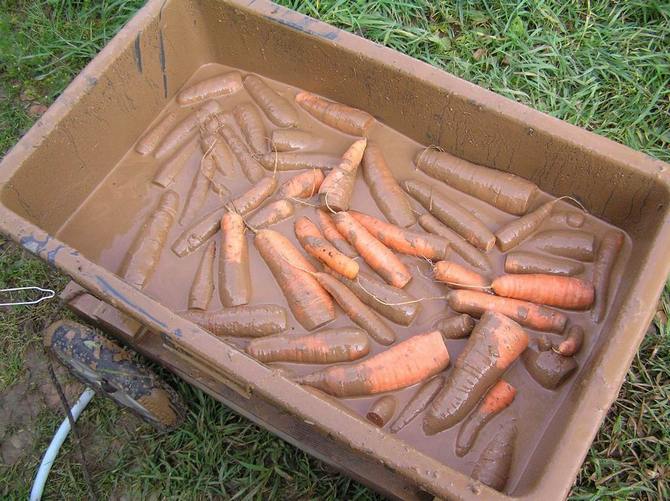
left=30, top=387, right=96, bottom=501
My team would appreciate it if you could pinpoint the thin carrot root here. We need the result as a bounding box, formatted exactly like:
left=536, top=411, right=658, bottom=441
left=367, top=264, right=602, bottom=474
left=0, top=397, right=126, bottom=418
left=295, top=91, right=375, bottom=136
left=471, top=421, right=516, bottom=492
left=504, top=251, right=584, bottom=277
left=433, top=314, right=475, bottom=339
left=200, top=132, right=234, bottom=175
left=318, top=138, right=367, bottom=212
left=245, top=199, right=295, bottom=229
left=276, top=169, right=325, bottom=199
left=153, top=136, right=199, bottom=188
left=181, top=304, right=287, bottom=337
left=177, top=71, right=242, bottom=106
left=295, top=217, right=359, bottom=279
left=259, top=151, right=341, bottom=171
left=495, top=199, right=557, bottom=252
left=233, top=102, right=269, bottom=155
left=555, top=325, right=585, bottom=357
left=491, top=274, right=595, bottom=310
left=317, top=209, right=357, bottom=258
left=155, top=100, right=221, bottom=159
left=522, top=347, right=578, bottom=389
left=433, top=261, right=488, bottom=289
left=244, top=74, right=298, bottom=127
left=188, top=241, right=216, bottom=310
left=180, top=154, right=215, bottom=225
left=135, top=111, right=178, bottom=155
left=219, top=212, right=251, bottom=307
left=591, top=230, right=625, bottom=323
left=366, top=396, right=397, bottom=427
left=271, top=129, right=323, bottom=152
left=389, top=376, right=445, bottom=433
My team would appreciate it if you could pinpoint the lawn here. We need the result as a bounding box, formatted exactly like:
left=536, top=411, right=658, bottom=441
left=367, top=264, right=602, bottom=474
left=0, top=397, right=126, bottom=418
left=0, top=0, right=668, bottom=499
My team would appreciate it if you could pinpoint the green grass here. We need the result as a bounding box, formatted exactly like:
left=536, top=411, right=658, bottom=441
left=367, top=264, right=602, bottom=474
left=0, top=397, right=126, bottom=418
left=0, top=1, right=668, bottom=499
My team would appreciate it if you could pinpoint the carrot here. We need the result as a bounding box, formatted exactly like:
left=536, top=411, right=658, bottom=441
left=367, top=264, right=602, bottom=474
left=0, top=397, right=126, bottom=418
left=551, top=211, right=585, bottom=228
left=219, top=212, right=251, bottom=307
left=153, top=136, right=199, bottom=188
left=295, top=91, right=375, bottom=136
left=259, top=151, right=341, bottom=171
left=172, top=205, right=226, bottom=257
left=366, top=396, right=397, bottom=427
left=504, top=251, right=585, bottom=277
left=406, top=180, right=495, bottom=252
left=424, top=311, right=528, bottom=434
left=294, top=217, right=359, bottom=279
left=418, top=214, right=492, bottom=273
left=246, top=327, right=370, bottom=364
left=243, top=74, right=298, bottom=127
left=180, top=158, right=214, bottom=225
left=213, top=113, right=265, bottom=182
left=433, top=314, right=475, bottom=339
left=318, top=138, right=367, bottom=212
left=181, top=304, right=287, bottom=337
left=276, top=169, right=324, bottom=199
left=121, top=191, right=179, bottom=289
left=555, top=325, right=584, bottom=356
left=529, top=229, right=596, bottom=261
left=326, top=269, right=419, bottom=326
left=522, top=347, right=578, bottom=389
left=255, top=229, right=335, bottom=330
left=135, top=111, right=178, bottom=155
left=177, top=71, right=242, bottom=106
left=245, top=200, right=294, bottom=229
left=447, top=289, right=567, bottom=333
left=455, top=380, right=516, bottom=457
left=200, top=132, right=234, bottom=175
left=317, top=209, right=357, bottom=258
left=233, top=103, right=268, bottom=155
left=536, top=335, right=554, bottom=352
left=433, top=261, right=488, bottom=289
left=495, top=200, right=557, bottom=252
left=415, top=147, right=539, bottom=215
left=228, top=176, right=277, bottom=216
left=188, top=241, right=216, bottom=310
left=333, top=212, right=412, bottom=288
left=294, top=330, right=450, bottom=397
left=389, top=376, right=445, bottom=433
left=271, top=129, right=322, bottom=152
left=492, top=274, right=594, bottom=310
left=591, top=230, right=625, bottom=323
left=362, top=142, right=416, bottom=227
left=313, top=272, right=396, bottom=345
left=155, top=100, right=221, bottom=159
left=350, top=211, right=449, bottom=260
left=471, top=421, right=516, bottom=492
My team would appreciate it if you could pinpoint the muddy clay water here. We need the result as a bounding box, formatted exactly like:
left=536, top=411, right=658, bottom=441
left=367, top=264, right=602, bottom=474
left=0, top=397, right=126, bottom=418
left=56, top=63, right=630, bottom=494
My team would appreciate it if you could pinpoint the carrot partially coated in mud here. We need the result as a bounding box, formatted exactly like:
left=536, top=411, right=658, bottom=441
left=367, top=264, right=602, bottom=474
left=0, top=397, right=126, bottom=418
left=255, top=229, right=335, bottom=330
left=522, top=348, right=577, bottom=389
left=389, top=375, right=445, bottom=433
left=362, top=142, right=416, bottom=227
left=155, top=100, right=221, bottom=159
left=228, top=176, right=277, bottom=216
left=529, top=229, right=596, bottom=261
left=455, top=380, right=516, bottom=457
left=433, top=314, right=476, bottom=339
left=180, top=158, right=214, bottom=225
left=592, top=230, right=625, bottom=323
left=135, top=111, right=178, bottom=155
left=504, top=251, right=585, bottom=277
left=366, top=396, right=397, bottom=427
left=406, top=180, right=495, bottom=252
left=153, top=136, right=199, bottom=188
left=551, top=211, right=585, bottom=228
left=295, top=91, right=375, bottom=136
left=259, top=152, right=341, bottom=171
left=243, top=74, right=298, bottom=127
left=492, top=274, right=595, bottom=310
left=424, top=312, right=528, bottom=434
left=246, top=200, right=295, bottom=230
left=294, top=330, right=450, bottom=397
left=313, top=272, right=396, bottom=345
left=276, top=170, right=325, bottom=199
left=214, top=113, right=265, bottom=182
left=188, top=241, right=216, bottom=310
left=415, top=147, right=539, bottom=215
left=122, top=191, right=179, bottom=289
left=433, top=261, right=488, bottom=289
left=172, top=205, right=226, bottom=257
left=318, top=138, right=367, bottom=212
left=447, top=290, right=567, bottom=333
left=182, top=304, right=287, bottom=337
left=177, top=71, right=242, bottom=106
left=271, top=129, right=322, bottom=152
left=495, top=200, right=557, bottom=252
left=555, top=325, right=584, bottom=356
left=233, top=103, right=268, bottom=155
left=200, top=132, right=234, bottom=175
left=219, top=212, right=251, bottom=307
left=333, top=212, right=412, bottom=288
left=471, top=421, right=516, bottom=492
left=295, top=217, right=359, bottom=279
left=246, top=327, right=370, bottom=364
left=317, top=209, right=357, bottom=258
left=350, top=211, right=449, bottom=260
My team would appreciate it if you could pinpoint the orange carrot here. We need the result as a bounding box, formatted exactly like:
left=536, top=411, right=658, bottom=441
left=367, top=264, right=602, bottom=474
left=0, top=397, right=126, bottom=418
left=135, top=111, right=178, bottom=155
left=318, top=138, right=366, bottom=212
left=333, top=212, right=411, bottom=288
left=591, top=230, right=625, bottom=322
left=433, top=314, right=476, bottom=339
left=228, top=176, right=277, bottom=216
left=389, top=376, right=445, bottom=433
left=447, top=289, right=567, bottom=333
left=188, top=241, right=216, bottom=310
left=317, top=209, right=357, bottom=258
left=491, top=274, right=595, bottom=310
left=455, top=380, right=516, bottom=457
left=276, top=170, right=324, bottom=199
left=294, top=330, right=450, bottom=397
left=219, top=212, right=251, bottom=307
left=245, top=199, right=295, bottom=229
left=153, top=136, right=199, bottom=188
left=233, top=102, right=268, bottom=155
left=180, top=158, right=214, bottom=225
left=177, top=71, right=242, bottom=105
left=495, top=199, right=557, bottom=252
left=424, top=311, right=528, bottom=434
left=471, top=421, right=516, bottom=492
left=182, top=304, right=287, bottom=337
left=433, top=261, right=488, bottom=289
left=294, top=217, right=359, bottom=279
left=259, top=151, right=341, bottom=171
left=155, top=100, right=221, bottom=159
left=366, top=396, right=397, bottom=427
left=172, top=205, right=226, bottom=257
left=295, top=91, right=375, bottom=136
left=350, top=211, right=449, bottom=260
left=504, top=251, right=584, bottom=276
left=244, top=74, right=298, bottom=127
left=529, top=229, right=596, bottom=261
left=254, top=229, right=335, bottom=330
left=271, top=129, right=322, bottom=152
left=555, top=325, right=584, bottom=356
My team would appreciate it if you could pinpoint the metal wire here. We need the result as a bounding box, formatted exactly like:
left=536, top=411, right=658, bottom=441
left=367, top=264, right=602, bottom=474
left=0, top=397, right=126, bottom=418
left=0, top=286, right=56, bottom=306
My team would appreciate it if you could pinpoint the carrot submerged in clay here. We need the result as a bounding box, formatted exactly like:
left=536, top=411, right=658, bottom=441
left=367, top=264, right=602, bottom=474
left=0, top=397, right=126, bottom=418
left=415, top=147, right=539, bottom=215
left=389, top=375, right=445, bottom=433
left=219, top=212, right=251, bottom=307
left=471, top=421, right=516, bottom=492
left=362, top=142, right=416, bottom=227
left=135, top=111, right=178, bottom=155
left=211, top=112, right=265, bottom=182
left=243, top=74, right=298, bottom=127
left=295, top=91, right=375, bottom=136
left=406, top=180, right=495, bottom=252
left=271, top=129, right=322, bottom=152
left=233, top=103, right=268, bottom=155
left=333, top=212, right=412, bottom=288
left=317, top=209, right=357, bottom=258
left=491, top=274, right=595, bottom=310
left=177, top=71, right=242, bottom=106
left=246, top=200, right=295, bottom=230
left=447, top=289, right=567, bottom=333
left=295, top=330, right=450, bottom=397
left=504, top=251, right=585, bottom=277
left=424, top=312, right=528, bottom=434
left=318, top=139, right=367, bottom=212
left=121, top=190, right=179, bottom=289
left=591, top=230, right=625, bottom=323
left=366, top=396, right=397, bottom=427
left=433, top=314, right=476, bottom=339
left=182, top=304, right=287, bottom=337
left=295, top=217, right=359, bottom=279
left=188, top=241, right=216, bottom=310
left=522, top=347, right=578, bottom=389
left=180, top=158, right=214, bottom=225
left=259, top=152, right=341, bottom=171
left=155, top=100, right=221, bottom=160
left=276, top=170, right=324, bottom=199
left=455, top=380, right=516, bottom=457
left=433, top=261, right=488, bottom=289
left=255, top=229, right=335, bottom=330
left=200, top=132, right=234, bottom=176
left=228, top=176, right=277, bottom=215
left=495, top=199, right=557, bottom=252
left=529, top=229, right=596, bottom=261
left=246, top=327, right=370, bottom=364
left=153, top=136, right=199, bottom=188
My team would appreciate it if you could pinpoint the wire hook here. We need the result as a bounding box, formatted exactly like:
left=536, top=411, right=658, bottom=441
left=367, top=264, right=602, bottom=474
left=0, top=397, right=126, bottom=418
left=0, top=286, right=56, bottom=306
